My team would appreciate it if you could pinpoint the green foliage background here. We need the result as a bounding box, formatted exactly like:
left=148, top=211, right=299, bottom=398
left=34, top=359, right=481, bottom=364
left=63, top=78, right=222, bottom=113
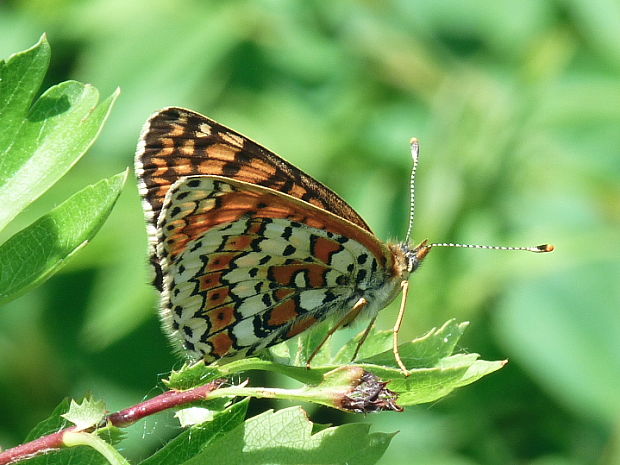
left=1, top=1, right=618, bottom=464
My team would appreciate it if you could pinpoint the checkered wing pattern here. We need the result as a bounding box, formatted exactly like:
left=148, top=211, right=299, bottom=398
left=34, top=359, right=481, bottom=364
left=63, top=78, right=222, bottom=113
left=136, top=107, right=372, bottom=291
left=157, top=176, right=395, bottom=360
left=135, top=108, right=403, bottom=362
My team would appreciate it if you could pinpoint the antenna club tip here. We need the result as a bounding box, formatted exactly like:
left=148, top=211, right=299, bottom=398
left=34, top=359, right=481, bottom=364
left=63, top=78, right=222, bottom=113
left=536, top=244, right=555, bottom=253
left=409, top=137, right=420, bottom=162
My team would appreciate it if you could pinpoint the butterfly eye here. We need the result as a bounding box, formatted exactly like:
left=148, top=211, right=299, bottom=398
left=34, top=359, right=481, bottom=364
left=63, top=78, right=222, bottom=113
left=400, top=240, right=431, bottom=273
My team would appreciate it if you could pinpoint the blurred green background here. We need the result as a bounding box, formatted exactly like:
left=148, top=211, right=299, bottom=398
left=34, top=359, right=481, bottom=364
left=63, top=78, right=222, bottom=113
left=1, top=1, right=618, bottom=464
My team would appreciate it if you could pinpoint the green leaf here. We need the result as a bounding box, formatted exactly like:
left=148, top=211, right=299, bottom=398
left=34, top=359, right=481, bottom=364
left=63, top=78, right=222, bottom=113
left=0, top=171, right=127, bottom=304
left=332, top=328, right=392, bottom=364
left=0, top=35, right=49, bottom=147
left=22, top=399, right=110, bottom=465
left=361, top=354, right=506, bottom=406
left=359, top=319, right=469, bottom=369
left=61, top=397, right=107, bottom=430
left=168, top=320, right=504, bottom=410
left=293, top=322, right=332, bottom=367
left=184, top=407, right=394, bottom=465
left=140, top=399, right=249, bottom=465
left=165, top=362, right=227, bottom=391
left=0, top=35, right=119, bottom=231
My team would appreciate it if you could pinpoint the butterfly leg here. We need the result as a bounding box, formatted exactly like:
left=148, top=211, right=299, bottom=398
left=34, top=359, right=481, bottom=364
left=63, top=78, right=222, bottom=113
left=393, top=280, right=410, bottom=376
left=306, top=297, right=369, bottom=369
left=350, top=315, right=378, bottom=362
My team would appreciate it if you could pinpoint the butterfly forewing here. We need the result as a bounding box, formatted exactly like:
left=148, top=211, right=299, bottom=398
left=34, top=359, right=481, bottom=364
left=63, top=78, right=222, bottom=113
left=136, top=107, right=373, bottom=289
left=157, top=176, right=394, bottom=360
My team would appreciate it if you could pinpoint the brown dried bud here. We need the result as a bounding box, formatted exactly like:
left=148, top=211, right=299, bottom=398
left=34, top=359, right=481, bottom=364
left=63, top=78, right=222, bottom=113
left=341, top=371, right=403, bottom=413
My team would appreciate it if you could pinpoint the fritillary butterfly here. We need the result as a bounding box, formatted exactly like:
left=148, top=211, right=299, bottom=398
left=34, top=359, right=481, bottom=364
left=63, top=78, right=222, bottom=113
left=135, top=107, right=553, bottom=371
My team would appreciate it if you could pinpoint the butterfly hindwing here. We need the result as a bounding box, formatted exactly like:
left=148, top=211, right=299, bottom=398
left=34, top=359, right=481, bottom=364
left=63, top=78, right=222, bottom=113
left=157, top=176, right=392, bottom=361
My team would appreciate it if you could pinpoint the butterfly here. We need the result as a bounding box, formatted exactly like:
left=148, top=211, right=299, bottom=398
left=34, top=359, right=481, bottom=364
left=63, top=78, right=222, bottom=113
left=135, top=107, right=553, bottom=372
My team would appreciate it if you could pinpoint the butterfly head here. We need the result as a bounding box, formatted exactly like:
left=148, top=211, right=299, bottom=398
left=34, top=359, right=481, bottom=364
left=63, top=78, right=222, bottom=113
left=393, top=240, right=431, bottom=278
left=406, top=240, right=432, bottom=272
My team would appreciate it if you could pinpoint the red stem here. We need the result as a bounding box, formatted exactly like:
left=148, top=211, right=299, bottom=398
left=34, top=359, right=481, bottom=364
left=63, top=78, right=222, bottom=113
left=0, top=426, right=78, bottom=465
left=0, top=379, right=224, bottom=465
left=108, top=379, right=224, bottom=427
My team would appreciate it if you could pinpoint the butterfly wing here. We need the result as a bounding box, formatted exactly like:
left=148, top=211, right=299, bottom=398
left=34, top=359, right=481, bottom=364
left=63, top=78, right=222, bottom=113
left=157, top=175, right=396, bottom=361
left=136, top=107, right=372, bottom=289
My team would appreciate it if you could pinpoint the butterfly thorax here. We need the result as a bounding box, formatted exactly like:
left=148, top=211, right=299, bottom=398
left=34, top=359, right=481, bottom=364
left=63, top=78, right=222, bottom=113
left=355, top=241, right=431, bottom=322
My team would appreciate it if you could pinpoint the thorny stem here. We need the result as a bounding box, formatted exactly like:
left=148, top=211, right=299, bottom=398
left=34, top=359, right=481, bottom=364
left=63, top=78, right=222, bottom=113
left=0, top=379, right=224, bottom=465
left=107, top=379, right=225, bottom=427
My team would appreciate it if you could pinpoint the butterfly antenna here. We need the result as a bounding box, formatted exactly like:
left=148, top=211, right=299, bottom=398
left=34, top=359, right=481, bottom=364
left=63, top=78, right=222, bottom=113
left=404, top=138, right=420, bottom=244
left=403, top=138, right=554, bottom=254
left=429, top=242, right=555, bottom=253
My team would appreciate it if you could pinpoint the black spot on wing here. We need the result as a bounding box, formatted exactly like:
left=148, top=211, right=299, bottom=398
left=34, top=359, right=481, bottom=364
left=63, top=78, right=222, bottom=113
left=283, top=244, right=296, bottom=256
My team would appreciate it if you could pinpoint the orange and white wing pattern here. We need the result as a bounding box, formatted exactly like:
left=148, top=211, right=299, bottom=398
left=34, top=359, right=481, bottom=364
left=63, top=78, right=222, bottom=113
left=136, top=107, right=408, bottom=362
left=156, top=176, right=400, bottom=360
left=136, top=107, right=371, bottom=291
